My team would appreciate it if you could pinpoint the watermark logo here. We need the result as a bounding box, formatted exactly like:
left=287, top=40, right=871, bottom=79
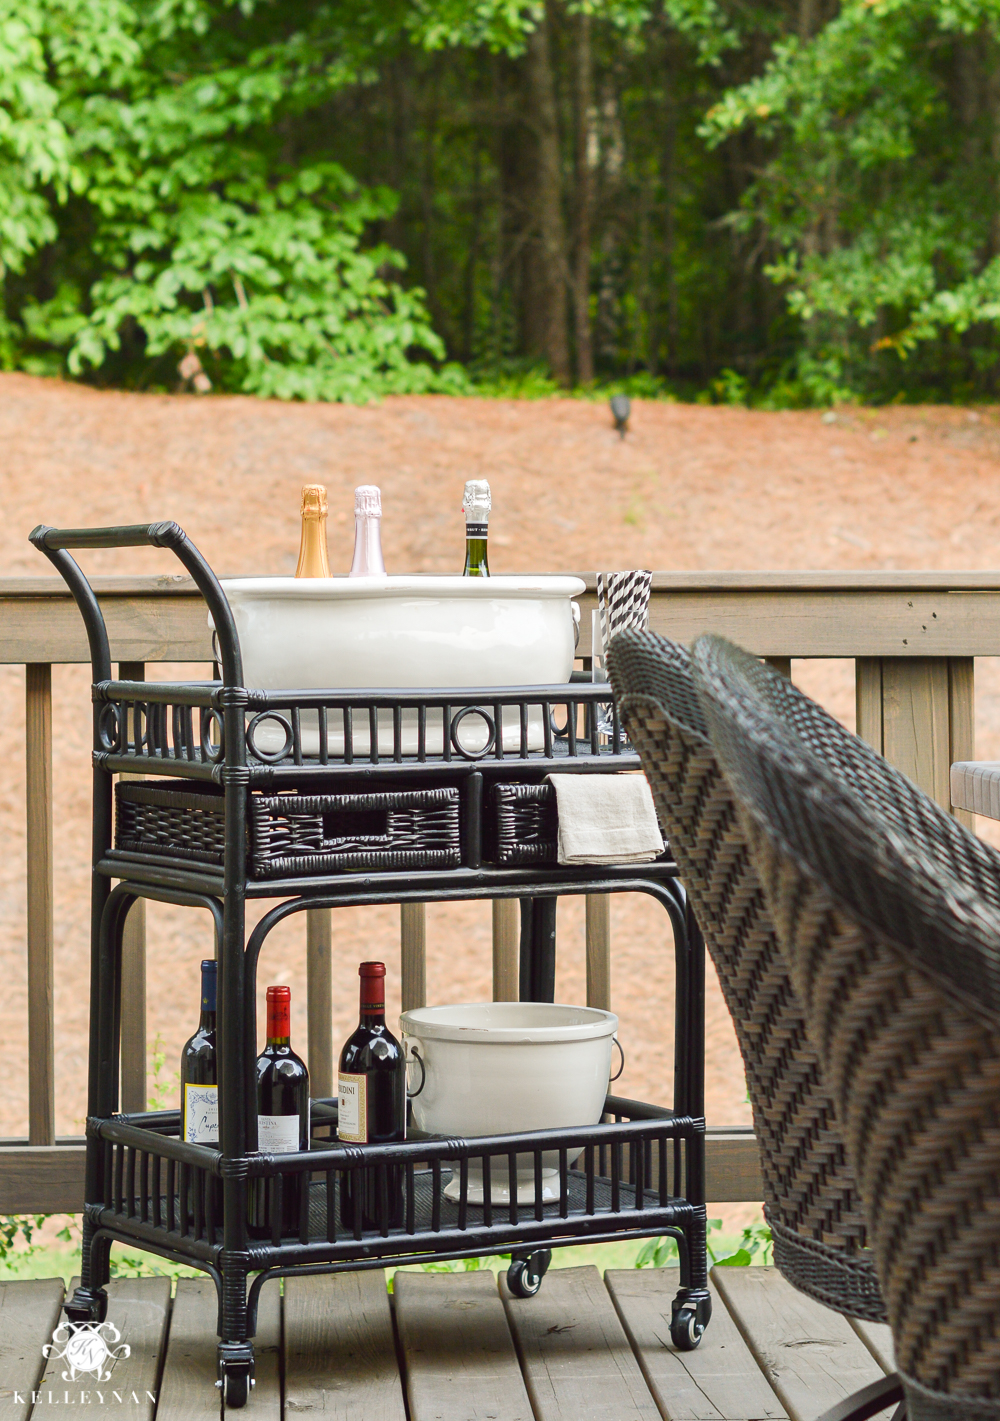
left=43, top=1321, right=130, bottom=1383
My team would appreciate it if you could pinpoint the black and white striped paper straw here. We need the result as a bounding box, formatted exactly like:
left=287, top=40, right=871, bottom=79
left=596, top=570, right=653, bottom=653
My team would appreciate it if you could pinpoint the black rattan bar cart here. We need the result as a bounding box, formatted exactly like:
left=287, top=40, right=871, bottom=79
left=32, top=521, right=711, bottom=1408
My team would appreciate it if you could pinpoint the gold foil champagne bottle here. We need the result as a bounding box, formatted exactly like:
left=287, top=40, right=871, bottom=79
left=462, top=479, right=490, bottom=576
left=295, top=484, right=331, bottom=577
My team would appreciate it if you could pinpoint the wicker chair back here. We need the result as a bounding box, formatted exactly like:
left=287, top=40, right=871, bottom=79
left=691, top=633, right=1000, bottom=1421
left=606, top=630, right=883, bottom=1321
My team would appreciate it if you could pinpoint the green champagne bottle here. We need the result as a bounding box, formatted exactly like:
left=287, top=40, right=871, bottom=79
left=462, top=479, right=491, bottom=576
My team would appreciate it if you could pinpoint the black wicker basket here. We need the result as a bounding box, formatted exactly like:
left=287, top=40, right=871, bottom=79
left=115, top=781, right=462, bottom=877
left=489, top=782, right=558, bottom=864
left=116, top=780, right=225, bottom=866
left=248, top=787, right=460, bottom=877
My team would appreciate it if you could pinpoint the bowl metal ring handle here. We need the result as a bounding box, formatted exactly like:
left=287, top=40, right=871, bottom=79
left=610, top=1035, right=625, bottom=1083
left=406, top=1044, right=426, bottom=1099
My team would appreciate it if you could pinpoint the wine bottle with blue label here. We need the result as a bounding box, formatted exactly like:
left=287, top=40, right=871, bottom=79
left=181, top=960, right=218, bottom=1146
left=180, top=959, right=222, bottom=1229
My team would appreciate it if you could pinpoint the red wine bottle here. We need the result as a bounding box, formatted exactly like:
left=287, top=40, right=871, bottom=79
left=180, top=959, right=221, bottom=1230
left=250, top=985, right=310, bottom=1238
left=338, top=962, right=405, bottom=1229
left=181, top=960, right=218, bottom=1144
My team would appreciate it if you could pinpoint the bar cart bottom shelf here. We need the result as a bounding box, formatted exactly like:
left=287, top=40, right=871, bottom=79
left=70, top=1166, right=711, bottom=1404
left=305, top=1165, right=690, bottom=1236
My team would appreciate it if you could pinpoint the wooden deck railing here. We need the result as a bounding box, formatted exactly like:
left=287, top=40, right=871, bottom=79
left=5, top=568, right=997, bottom=1213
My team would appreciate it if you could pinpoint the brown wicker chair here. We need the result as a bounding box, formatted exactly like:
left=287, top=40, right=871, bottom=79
left=607, top=630, right=885, bottom=1321
left=692, top=633, right=1000, bottom=1421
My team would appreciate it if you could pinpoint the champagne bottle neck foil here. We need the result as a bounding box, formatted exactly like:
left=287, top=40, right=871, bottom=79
left=463, top=478, right=491, bottom=531
left=354, top=484, right=382, bottom=518
left=296, top=483, right=330, bottom=577
left=350, top=486, right=386, bottom=576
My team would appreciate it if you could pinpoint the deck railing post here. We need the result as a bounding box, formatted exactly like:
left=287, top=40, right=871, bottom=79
left=400, top=903, right=426, bottom=1013
left=492, top=900, right=519, bottom=1001
left=763, top=656, right=792, bottom=679
left=948, top=657, right=975, bottom=831
left=26, top=663, right=55, bottom=1146
left=585, top=895, right=611, bottom=1011
left=306, top=908, right=333, bottom=1098
left=119, top=663, right=148, bottom=1115
left=856, top=656, right=974, bottom=826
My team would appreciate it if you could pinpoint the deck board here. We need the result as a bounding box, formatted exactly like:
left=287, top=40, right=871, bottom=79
left=606, top=1269, right=786, bottom=1421
left=848, top=1319, right=895, bottom=1375
left=0, top=1278, right=65, bottom=1421
left=32, top=1276, right=170, bottom=1417
left=154, top=1278, right=220, bottom=1421
left=501, top=1264, right=661, bottom=1421
left=394, top=1270, right=533, bottom=1421
left=2, top=1261, right=906, bottom=1419
left=711, top=1268, right=888, bottom=1421
left=243, top=1283, right=281, bottom=1420
left=283, top=1271, right=406, bottom=1420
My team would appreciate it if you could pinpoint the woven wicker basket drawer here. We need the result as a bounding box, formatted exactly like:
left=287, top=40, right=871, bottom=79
left=488, top=783, right=557, bottom=865
left=248, top=787, right=461, bottom=877
left=115, top=781, right=462, bottom=877
left=116, top=780, right=225, bottom=865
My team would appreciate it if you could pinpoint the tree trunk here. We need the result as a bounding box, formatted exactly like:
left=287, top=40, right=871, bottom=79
left=663, top=94, right=678, bottom=375
left=523, top=5, right=571, bottom=384
left=419, top=65, right=441, bottom=327
left=463, top=127, right=484, bottom=363
left=988, top=38, right=1000, bottom=260
left=491, top=55, right=506, bottom=369
left=572, top=10, right=594, bottom=384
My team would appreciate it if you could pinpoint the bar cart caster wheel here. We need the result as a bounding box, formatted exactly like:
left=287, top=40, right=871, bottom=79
left=223, top=1369, right=250, bottom=1409
left=64, top=1286, right=108, bottom=1326
left=670, top=1291, right=712, bottom=1351
left=507, top=1249, right=552, bottom=1298
left=217, top=1346, right=255, bottom=1409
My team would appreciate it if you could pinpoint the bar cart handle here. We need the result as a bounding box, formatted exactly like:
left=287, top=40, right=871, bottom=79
left=29, top=521, right=243, bottom=688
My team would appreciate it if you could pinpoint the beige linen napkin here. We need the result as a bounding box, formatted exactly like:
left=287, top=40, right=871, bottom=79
left=546, top=773, right=664, bottom=865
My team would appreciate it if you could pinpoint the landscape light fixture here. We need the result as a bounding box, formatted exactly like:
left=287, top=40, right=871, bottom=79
left=610, top=394, right=630, bottom=439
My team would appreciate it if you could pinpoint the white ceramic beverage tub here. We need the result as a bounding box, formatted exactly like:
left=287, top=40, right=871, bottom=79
left=217, top=575, right=584, bottom=756
left=399, top=1002, right=618, bottom=1204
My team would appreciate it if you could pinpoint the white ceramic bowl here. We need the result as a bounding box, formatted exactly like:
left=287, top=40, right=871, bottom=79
left=400, top=1002, right=618, bottom=1204
left=216, top=575, right=584, bottom=755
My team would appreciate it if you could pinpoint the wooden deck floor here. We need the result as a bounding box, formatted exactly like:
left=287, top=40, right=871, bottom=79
left=1, top=1265, right=895, bottom=1420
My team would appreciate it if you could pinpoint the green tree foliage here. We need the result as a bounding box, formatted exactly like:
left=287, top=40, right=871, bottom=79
left=705, top=0, right=1000, bottom=400
left=0, top=0, right=458, bottom=398
left=326, top=0, right=791, bottom=394
left=2, top=0, right=999, bottom=401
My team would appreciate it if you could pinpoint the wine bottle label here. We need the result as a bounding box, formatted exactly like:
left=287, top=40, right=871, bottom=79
left=257, top=1113, right=301, bottom=1154
left=184, top=1084, right=219, bottom=1145
left=465, top=523, right=488, bottom=538
left=338, top=1072, right=368, bottom=1143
